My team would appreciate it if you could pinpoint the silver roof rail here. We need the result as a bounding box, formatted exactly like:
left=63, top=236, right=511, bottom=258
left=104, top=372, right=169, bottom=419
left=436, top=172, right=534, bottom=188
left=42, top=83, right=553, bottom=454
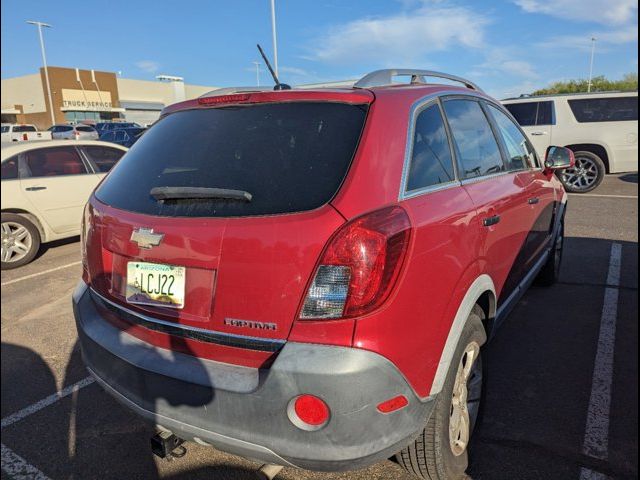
left=354, top=69, right=483, bottom=92
left=198, top=86, right=274, bottom=98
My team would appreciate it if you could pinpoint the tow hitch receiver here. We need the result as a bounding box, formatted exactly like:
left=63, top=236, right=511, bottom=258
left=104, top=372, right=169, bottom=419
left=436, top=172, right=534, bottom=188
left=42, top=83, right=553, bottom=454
left=150, top=431, right=186, bottom=460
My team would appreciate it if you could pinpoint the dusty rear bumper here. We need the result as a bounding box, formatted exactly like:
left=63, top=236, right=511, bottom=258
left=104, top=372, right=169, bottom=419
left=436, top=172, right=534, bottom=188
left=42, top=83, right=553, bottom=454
left=73, top=282, right=435, bottom=471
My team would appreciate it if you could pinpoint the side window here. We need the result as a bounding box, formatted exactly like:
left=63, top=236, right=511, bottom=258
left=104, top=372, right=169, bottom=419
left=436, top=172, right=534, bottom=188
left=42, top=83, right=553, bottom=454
left=503, top=102, right=537, bottom=126
left=536, top=101, right=554, bottom=125
left=1, top=156, right=19, bottom=180
left=101, top=132, right=115, bottom=141
left=568, top=97, right=638, bottom=123
left=83, top=146, right=125, bottom=173
left=406, top=104, right=455, bottom=191
left=443, top=99, right=505, bottom=179
left=24, top=147, right=88, bottom=178
left=487, top=104, right=538, bottom=170
left=115, top=131, right=126, bottom=142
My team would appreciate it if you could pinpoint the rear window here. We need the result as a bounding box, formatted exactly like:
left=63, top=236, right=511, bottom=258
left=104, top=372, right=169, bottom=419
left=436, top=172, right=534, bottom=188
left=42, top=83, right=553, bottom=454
left=13, top=125, right=37, bottom=133
left=76, top=126, right=95, bottom=132
left=1, top=156, right=19, bottom=180
left=568, top=96, right=638, bottom=123
left=96, top=102, right=368, bottom=217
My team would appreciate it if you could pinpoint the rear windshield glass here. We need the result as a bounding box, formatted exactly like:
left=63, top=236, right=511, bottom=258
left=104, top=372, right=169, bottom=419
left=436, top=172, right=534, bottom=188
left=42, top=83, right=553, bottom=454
left=95, top=102, right=368, bottom=217
left=13, top=125, right=37, bottom=132
left=76, top=126, right=95, bottom=132
left=568, top=96, right=638, bottom=123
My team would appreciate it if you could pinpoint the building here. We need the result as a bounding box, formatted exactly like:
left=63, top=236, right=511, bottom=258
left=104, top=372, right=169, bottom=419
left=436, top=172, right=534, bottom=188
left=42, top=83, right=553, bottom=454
left=1, top=66, right=218, bottom=129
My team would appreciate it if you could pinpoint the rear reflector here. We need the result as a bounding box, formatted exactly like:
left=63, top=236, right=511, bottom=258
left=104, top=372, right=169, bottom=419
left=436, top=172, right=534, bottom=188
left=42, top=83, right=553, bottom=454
left=198, top=94, right=252, bottom=105
left=287, top=394, right=330, bottom=431
left=376, top=395, right=409, bottom=413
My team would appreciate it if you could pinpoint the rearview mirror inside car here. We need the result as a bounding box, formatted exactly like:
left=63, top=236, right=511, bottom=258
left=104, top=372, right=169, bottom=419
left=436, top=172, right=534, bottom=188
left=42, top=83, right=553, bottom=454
left=544, top=146, right=575, bottom=170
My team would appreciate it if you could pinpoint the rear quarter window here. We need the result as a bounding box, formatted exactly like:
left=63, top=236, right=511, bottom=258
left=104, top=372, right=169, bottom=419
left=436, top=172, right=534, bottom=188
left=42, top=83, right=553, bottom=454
left=96, top=102, right=368, bottom=217
left=406, top=104, right=455, bottom=192
left=82, top=146, right=125, bottom=172
left=568, top=97, right=638, bottom=123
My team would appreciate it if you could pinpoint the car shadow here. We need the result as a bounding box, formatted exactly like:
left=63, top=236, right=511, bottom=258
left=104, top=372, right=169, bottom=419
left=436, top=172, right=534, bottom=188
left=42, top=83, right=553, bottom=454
left=617, top=173, right=638, bottom=184
left=34, top=235, right=80, bottom=261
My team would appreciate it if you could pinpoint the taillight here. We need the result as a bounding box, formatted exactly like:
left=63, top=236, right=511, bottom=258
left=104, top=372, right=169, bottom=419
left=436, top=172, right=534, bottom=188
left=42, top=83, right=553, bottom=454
left=299, top=206, right=411, bottom=320
left=22, top=133, right=28, bottom=141
left=81, top=203, right=92, bottom=283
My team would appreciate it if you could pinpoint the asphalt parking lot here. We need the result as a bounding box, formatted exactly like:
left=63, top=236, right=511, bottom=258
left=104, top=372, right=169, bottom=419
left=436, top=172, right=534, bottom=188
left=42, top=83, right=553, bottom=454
left=1, top=173, right=637, bottom=480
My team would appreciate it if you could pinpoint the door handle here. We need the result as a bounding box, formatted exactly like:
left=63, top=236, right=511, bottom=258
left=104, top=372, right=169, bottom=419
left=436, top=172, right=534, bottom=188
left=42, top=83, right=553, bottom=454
left=528, top=197, right=540, bottom=205
left=530, top=131, right=547, bottom=136
left=25, top=186, right=47, bottom=191
left=483, top=215, right=501, bottom=227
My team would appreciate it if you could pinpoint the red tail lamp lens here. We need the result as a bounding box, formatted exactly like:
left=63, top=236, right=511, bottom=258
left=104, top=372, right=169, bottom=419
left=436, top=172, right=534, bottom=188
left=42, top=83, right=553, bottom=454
left=288, top=395, right=330, bottom=430
left=376, top=395, right=409, bottom=413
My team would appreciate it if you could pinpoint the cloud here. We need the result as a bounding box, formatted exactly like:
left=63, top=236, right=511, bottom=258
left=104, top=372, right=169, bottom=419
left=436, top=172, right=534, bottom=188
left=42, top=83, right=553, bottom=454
left=135, top=60, right=160, bottom=74
left=306, top=4, right=489, bottom=65
left=473, top=48, right=540, bottom=79
left=514, top=0, right=637, bottom=25
left=279, top=66, right=311, bottom=77
left=535, top=25, right=638, bottom=51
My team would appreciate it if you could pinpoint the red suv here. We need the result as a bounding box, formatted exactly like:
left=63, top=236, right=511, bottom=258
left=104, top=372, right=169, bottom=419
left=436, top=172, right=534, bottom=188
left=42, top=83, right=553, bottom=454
left=73, top=69, right=573, bottom=479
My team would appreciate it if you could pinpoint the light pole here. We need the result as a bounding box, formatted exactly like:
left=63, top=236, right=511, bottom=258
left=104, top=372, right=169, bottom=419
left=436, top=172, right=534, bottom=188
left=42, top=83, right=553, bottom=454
left=253, top=61, right=261, bottom=86
left=587, top=37, right=597, bottom=93
left=270, top=0, right=279, bottom=77
left=26, top=21, right=56, bottom=126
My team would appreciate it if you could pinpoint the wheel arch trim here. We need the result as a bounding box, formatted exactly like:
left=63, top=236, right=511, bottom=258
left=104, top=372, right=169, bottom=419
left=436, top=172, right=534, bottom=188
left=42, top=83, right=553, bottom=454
left=1, top=208, right=48, bottom=242
left=429, top=274, right=494, bottom=396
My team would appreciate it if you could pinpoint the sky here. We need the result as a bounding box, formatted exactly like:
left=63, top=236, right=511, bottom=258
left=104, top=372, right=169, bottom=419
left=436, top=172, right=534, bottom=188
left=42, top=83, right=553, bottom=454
left=1, top=0, right=637, bottom=99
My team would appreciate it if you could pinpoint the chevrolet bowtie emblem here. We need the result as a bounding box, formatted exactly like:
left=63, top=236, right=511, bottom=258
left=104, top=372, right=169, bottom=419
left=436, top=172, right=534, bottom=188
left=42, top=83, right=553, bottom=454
left=130, top=228, right=164, bottom=249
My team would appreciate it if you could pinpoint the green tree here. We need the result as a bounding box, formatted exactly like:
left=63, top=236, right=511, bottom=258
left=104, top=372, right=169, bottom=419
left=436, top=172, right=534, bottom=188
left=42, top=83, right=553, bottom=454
left=533, top=73, right=638, bottom=95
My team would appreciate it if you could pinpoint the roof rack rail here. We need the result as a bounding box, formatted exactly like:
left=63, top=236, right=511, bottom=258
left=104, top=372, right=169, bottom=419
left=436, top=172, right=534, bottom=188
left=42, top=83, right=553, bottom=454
left=354, top=69, right=483, bottom=92
left=199, top=86, right=275, bottom=98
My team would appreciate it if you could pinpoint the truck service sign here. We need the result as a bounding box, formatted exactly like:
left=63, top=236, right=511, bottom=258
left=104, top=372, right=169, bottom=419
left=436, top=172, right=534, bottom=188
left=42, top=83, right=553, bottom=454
left=61, top=89, right=113, bottom=110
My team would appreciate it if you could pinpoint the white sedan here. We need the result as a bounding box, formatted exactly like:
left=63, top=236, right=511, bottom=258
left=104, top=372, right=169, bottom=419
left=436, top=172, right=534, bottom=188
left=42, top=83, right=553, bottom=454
left=1, top=140, right=128, bottom=269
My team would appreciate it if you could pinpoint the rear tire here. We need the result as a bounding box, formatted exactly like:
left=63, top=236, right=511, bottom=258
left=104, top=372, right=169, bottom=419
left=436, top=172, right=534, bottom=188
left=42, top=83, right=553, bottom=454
left=1, top=213, right=41, bottom=270
left=396, top=306, right=486, bottom=480
left=535, top=217, right=564, bottom=286
left=559, top=151, right=605, bottom=193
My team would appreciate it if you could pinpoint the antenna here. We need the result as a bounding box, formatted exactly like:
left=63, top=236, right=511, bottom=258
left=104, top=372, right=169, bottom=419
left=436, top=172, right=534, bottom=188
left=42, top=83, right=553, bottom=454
left=256, top=44, right=290, bottom=90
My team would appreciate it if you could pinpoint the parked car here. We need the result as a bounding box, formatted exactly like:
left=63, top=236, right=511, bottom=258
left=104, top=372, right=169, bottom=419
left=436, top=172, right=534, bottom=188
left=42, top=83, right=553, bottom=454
left=502, top=91, right=638, bottom=193
left=1, top=124, right=52, bottom=143
left=99, top=127, right=146, bottom=148
left=48, top=124, right=100, bottom=141
left=95, top=121, right=141, bottom=133
left=73, top=69, right=573, bottom=479
left=1, top=140, right=127, bottom=269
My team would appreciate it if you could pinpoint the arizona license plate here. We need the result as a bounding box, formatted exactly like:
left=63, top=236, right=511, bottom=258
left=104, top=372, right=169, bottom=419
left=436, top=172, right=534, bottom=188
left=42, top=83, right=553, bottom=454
left=126, top=261, right=186, bottom=309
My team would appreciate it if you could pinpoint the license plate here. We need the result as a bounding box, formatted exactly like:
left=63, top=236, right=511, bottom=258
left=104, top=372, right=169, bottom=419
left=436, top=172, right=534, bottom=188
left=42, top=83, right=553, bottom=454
left=126, top=261, right=186, bottom=309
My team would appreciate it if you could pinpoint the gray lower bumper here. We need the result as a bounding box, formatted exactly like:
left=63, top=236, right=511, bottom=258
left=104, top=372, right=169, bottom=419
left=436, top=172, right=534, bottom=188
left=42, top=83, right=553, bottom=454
left=73, top=282, right=435, bottom=471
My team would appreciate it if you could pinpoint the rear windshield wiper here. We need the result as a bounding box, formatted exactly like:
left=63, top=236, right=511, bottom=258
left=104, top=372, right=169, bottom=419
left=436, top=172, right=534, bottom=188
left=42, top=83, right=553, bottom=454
left=150, top=186, right=252, bottom=202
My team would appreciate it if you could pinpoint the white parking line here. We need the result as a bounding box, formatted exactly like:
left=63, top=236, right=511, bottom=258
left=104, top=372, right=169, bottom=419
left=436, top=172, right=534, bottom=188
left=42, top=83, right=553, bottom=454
left=1, top=443, right=51, bottom=480
left=579, top=243, right=622, bottom=480
left=568, top=194, right=638, bottom=199
left=1, top=376, right=94, bottom=429
left=0, top=261, right=82, bottom=287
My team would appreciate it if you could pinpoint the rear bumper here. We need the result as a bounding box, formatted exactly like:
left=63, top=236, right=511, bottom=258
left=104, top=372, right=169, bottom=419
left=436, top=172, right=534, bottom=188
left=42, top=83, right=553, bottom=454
left=72, top=282, right=435, bottom=471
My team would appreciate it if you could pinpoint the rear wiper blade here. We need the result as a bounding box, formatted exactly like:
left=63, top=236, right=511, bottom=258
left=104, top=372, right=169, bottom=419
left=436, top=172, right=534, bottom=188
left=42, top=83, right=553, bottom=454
left=150, top=186, right=252, bottom=202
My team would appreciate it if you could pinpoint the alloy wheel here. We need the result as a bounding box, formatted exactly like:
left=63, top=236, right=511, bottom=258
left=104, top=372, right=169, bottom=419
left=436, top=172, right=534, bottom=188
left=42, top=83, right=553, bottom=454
left=561, top=156, right=599, bottom=191
left=449, top=341, right=482, bottom=456
left=1, top=221, right=33, bottom=263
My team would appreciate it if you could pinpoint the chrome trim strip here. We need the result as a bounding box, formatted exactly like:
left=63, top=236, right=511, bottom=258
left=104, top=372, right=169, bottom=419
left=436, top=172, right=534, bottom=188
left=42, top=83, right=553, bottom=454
left=89, top=288, right=286, bottom=352
left=459, top=170, right=516, bottom=186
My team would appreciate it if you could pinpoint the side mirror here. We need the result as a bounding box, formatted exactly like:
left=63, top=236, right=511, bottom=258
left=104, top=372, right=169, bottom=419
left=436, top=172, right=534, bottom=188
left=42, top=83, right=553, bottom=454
left=544, top=146, right=575, bottom=170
